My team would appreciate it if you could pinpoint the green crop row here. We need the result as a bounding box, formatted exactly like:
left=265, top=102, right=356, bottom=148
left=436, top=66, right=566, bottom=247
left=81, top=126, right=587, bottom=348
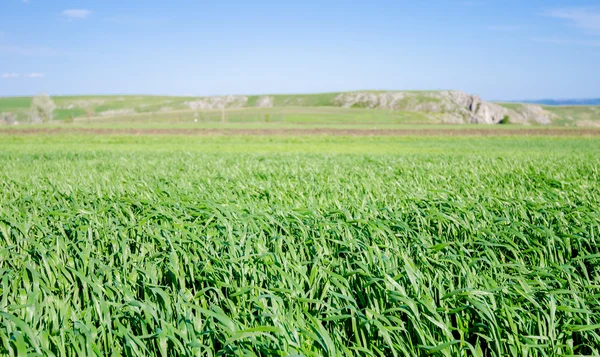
left=0, top=140, right=599, bottom=356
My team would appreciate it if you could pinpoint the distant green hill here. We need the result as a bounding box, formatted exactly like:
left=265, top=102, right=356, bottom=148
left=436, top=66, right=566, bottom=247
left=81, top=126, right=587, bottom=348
left=1, top=91, right=599, bottom=126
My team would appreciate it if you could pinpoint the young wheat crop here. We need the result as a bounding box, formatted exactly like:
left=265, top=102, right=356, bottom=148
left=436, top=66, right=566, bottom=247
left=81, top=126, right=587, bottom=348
left=0, top=144, right=599, bottom=356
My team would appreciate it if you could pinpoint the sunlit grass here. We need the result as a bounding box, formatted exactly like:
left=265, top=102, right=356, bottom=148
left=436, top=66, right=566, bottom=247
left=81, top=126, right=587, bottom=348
left=0, top=136, right=599, bottom=356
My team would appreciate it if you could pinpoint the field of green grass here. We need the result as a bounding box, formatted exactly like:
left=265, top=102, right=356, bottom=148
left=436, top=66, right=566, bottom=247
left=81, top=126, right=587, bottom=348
left=74, top=107, right=434, bottom=126
left=1, top=134, right=599, bottom=356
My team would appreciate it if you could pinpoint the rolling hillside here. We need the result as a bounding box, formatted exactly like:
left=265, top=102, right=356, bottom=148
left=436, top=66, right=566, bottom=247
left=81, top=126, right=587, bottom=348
left=1, top=91, right=599, bottom=126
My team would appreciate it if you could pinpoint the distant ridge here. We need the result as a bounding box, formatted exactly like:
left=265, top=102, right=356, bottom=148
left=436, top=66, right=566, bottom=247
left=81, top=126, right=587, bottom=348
left=2, top=91, right=598, bottom=126
left=510, top=99, right=600, bottom=106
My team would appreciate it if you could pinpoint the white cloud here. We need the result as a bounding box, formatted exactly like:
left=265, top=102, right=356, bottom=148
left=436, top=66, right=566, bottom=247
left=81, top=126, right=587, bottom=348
left=544, top=8, right=600, bottom=33
left=62, top=9, right=92, bottom=20
left=0, top=45, right=56, bottom=56
left=1, top=73, right=45, bottom=79
left=537, top=8, right=600, bottom=47
left=108, top=15, right=164, bottom=26
left=530, top=36, right=600, bottom=47
left=23, top=0, right=30, bottom=3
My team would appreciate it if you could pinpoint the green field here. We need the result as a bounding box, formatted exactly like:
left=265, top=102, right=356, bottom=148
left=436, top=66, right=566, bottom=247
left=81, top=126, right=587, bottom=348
left=1, top=134, right=599, bottom=356
left=73, top=107, right=434, bottom=126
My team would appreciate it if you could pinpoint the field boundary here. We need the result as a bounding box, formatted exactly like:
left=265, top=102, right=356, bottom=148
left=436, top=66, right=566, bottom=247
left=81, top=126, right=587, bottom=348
left=1, top=127, right=600, bottom=136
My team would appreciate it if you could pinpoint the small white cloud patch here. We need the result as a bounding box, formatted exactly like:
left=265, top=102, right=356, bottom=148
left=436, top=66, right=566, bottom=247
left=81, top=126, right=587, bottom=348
left=1, top=73, right=45, bottom=78
left=530, top=36, right=600, bottom=47
left=544, top=8, right=600, bottom=33
left=0, top=45, right=56, bottom=56
left=62, top=9, right=92, bottom=20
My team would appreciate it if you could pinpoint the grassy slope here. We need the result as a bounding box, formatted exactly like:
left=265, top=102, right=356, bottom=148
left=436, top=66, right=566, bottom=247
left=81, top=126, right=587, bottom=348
left=543, top=105, right=600, bottom=126
left=2, top=93, right=599, bottom=126
left=498, top=102, right=600, bottom=126
left=0, top=96, right=197, bottom=121
left=0, top=97, right=32, bottom=118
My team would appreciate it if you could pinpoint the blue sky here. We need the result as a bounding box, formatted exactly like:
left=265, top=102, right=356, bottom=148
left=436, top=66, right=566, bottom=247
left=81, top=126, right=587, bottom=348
left=0, top=0, right=599, bottom=100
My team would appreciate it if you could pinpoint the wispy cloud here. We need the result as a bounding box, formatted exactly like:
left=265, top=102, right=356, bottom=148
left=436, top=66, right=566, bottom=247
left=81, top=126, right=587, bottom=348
left=62, top=9, right=92, bottom=20
left=25, top=73, right=44, bottom=78
left=536, top=7, right=600, bottom=47
left=107, top=15, right=167, bottom=26
left=22, top=0, right=30, bottom=4
left=530, top=36, right=600, bottom=47
left=488, top=25, right=524, bottom=32
left=544, top=7, right=600, bottom=33
left=0, top=45, right=56, bottom=56
left=1, top=73, right=44, bottom=79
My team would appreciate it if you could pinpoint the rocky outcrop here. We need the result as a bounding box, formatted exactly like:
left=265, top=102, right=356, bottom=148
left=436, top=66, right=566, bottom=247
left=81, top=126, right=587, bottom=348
left=334, top=91, right=556, bottom=125
left=334, top=92, right=407, bottom=110
left=256, top=96, right=274, bottom=108
left=99, top=109, right=136, bottom=116
left=185, top=95, right=248, bottom=110
left=2, top=112, right=17, bottom=125
left=511, top=104, right=554, bottom=125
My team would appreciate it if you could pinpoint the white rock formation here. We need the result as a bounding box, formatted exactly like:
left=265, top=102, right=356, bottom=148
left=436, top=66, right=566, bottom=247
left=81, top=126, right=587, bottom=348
left=256, top=96, right=274, bottom=108
left=334, top=91, right=556, bottom=124
left=185, top=95, right=248, bottom=110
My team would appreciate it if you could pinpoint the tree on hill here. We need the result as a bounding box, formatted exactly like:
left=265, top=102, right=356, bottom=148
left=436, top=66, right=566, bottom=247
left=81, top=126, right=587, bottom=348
left=30, top=93, right=56, bottom=123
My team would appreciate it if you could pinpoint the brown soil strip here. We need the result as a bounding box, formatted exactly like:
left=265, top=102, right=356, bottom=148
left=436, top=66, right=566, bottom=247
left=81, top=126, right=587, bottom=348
left=1, top=128, right=600, bottom=136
